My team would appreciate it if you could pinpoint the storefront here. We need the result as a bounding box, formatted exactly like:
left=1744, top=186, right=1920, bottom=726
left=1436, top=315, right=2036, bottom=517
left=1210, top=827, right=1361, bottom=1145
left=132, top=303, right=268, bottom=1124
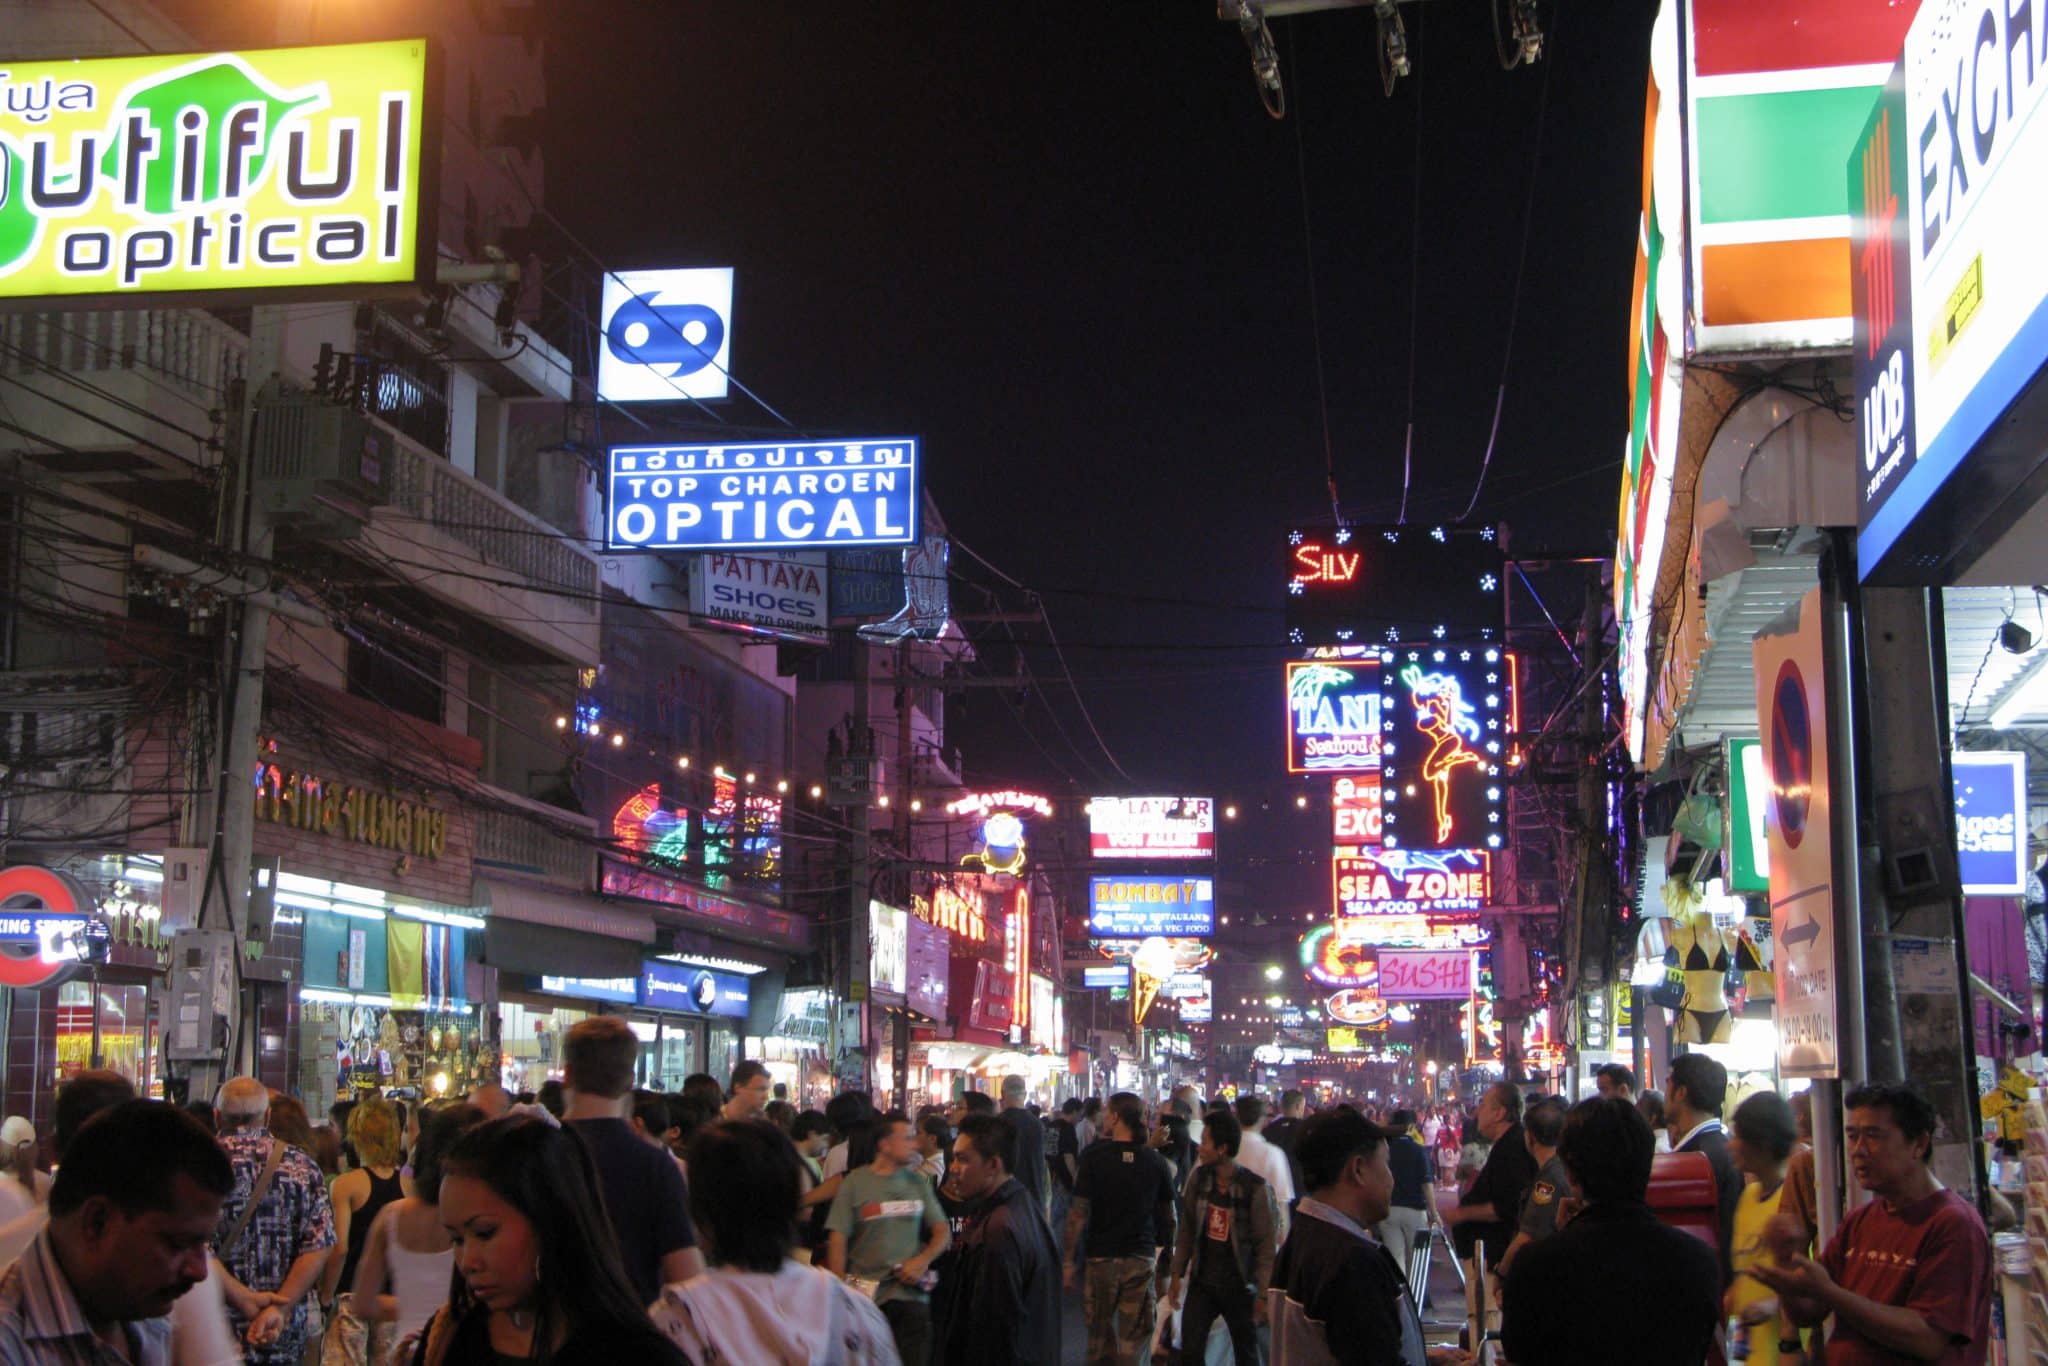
left=749, top=985, right=835, bottom=1109
left=493, top=956, right=755, bottom=1095
left=1, top=859, right=164, bottom=1125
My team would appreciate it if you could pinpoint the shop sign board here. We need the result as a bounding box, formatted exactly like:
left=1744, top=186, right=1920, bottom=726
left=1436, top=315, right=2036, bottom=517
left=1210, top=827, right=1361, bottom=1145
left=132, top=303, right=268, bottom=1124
left=1284, top=524, right=1504, bottom=646
left=1286, top=658, right=1383, bottom=774
left=1081, top=963, right=1131, bottom=989
left=254, top=763, right=450, bottom=859
left=1332, top=775, right=1382, bottom=845
left=1378, top=648, right=1512, bottom=851
left=0, top=865, right=104, bottom=989
left=1725, top=737, right=1771, bottom=893
left=597, top=267, right=734, bottom=403
left=1088, top=797, right=1215, bottom=859
left=869, top=900, right=908, bottom=998
left=1087, top=876, right=1215, bottom=938
left=967, top=962, right=1014, bottom=1032
left=913, top=880, right=989, bottom=945
left=538, top=974, right=637, bottom=1005
left=1328, top=914, right=1490, bottom=948
left=0, top=41, right=434, bottom=306
left=828, top=546, right=905, bottom=620
left=1753, top=587, right=1839, bottom=1078
left=1851, top=63, right=1918, bottom=533
left=905, top=914, right=950, bottom=1021
left=638, top=961, right=750, bottom=1018
left=1954, top=751, right=2027, bottom=896
left=688, top=550, right=827, bottom=644
left=1862, top=0, right=2048, bottom=576
left=1333, top=848, right=1491, bottom=916
left=1178, top=977, right=1212, bottom=1023
left=1378, top=948, right=1477, bottom=1000
left=1323, top=987, right=1385, bottom=1025
left=607, top=440, right=918, bottom=552
left=1682, top=1, right=1920, bottom=354
left=1301, top=923, right=1378, bottom=989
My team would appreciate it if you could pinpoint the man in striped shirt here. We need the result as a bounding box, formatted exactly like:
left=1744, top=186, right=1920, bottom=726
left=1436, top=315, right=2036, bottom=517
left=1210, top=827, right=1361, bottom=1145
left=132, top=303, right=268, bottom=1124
left=0, top=1102, right=232, bottom=1365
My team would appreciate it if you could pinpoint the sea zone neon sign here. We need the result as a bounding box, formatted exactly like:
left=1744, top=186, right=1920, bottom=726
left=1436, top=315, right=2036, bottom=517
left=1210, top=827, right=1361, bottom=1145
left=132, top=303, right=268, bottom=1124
left=1380, top=648, right=1511, bottom=851
left=1286, top=658, right=1382, bottom=774
left=1333, top=848, right=1491, bottom=916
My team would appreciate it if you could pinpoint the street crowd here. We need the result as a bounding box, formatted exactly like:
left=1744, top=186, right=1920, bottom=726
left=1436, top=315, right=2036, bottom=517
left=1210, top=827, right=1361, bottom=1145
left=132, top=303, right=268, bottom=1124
left=0, top=1023, right=1999, bottom=1365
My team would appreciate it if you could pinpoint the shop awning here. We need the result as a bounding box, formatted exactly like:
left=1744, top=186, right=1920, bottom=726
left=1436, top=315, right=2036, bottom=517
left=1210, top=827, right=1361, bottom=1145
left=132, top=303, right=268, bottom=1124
left=471, top=878, right=653, bottom=980
left=473, top=877, right=656, bottom=943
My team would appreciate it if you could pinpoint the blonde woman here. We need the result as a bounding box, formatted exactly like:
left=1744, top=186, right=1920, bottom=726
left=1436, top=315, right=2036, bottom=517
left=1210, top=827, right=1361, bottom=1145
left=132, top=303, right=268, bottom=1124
left=322, top=1099, right=408, bottom=1363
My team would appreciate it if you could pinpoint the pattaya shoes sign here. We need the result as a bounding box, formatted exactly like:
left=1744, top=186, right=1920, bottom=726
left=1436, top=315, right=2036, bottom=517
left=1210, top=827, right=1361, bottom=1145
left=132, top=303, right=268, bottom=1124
left=0, top=41, right=433, bottom=302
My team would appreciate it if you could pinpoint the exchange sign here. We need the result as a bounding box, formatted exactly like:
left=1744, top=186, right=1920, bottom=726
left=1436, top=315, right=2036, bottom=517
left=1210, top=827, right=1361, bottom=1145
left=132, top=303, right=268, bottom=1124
left=1285, top=524, right=1504, bottom=646
left=0, top=42, right=432, bottom=303
left=1286, top=658, right=1382, bottom=774
left=1379, top=647, right=1513, bottom=851
left=1087, top=877, right=1215, bottom=938
left=1089, top=797, right=1215, bottom=860
left=607, top=439, right=919, bottom=552
left=1333, top=775, right=1382, bottom=845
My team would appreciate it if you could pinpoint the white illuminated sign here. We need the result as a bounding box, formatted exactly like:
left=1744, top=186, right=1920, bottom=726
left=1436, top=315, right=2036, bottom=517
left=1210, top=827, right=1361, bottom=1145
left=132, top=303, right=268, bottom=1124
left=598, top=267, right=734, bottom=403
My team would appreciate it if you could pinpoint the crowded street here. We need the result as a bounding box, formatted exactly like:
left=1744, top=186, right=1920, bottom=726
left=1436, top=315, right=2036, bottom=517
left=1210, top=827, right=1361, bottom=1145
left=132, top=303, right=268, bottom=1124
left=4, top=0, right=2047, bottom=1363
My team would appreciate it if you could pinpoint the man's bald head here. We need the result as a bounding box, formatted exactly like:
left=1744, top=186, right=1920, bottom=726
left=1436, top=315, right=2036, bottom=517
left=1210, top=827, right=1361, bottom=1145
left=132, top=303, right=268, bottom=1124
left=214, top=1077, right=270, bottom=1131
left=470, top=1082, right=512, bottom=1120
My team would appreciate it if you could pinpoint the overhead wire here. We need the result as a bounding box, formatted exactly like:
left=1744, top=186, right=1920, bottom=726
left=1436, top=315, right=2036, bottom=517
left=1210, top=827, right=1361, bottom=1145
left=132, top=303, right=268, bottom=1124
left=1287, top=23, right=1342, bottom=529
left=1398, top=3, right=1425, bottom=526
left=1458, top=1, right=1561, bottom=524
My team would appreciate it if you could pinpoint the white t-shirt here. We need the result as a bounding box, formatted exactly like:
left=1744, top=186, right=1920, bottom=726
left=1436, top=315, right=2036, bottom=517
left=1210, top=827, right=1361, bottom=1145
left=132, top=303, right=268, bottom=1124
left=1237, top=1129, right=1297, bottom=1207
left=822, top=1141, right=849, bottom=1180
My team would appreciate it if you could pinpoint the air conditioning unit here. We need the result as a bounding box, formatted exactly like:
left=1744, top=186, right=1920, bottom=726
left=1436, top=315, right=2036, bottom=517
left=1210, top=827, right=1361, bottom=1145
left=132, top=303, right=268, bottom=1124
left=251, top=391, right=396, bottom=534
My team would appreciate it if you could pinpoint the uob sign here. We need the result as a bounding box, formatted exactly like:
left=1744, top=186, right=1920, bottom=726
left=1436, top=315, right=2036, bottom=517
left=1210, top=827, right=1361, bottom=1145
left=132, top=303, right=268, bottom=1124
left=1852, top=65, right=1916, bottom=530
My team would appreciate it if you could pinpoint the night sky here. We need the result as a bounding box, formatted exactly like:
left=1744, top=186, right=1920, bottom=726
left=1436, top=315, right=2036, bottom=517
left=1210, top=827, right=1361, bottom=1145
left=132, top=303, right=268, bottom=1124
left=546, top=3, right=1656, bottom=828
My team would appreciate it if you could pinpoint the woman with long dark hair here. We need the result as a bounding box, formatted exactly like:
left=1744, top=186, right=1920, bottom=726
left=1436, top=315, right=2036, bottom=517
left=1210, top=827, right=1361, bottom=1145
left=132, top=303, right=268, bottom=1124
left=409, top=1115, right=686, bottom=1366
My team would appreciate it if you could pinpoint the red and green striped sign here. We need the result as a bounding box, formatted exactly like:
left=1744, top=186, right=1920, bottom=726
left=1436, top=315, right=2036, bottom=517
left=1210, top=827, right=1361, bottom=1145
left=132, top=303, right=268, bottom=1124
left=1685, top=0, right=1919, bottom=352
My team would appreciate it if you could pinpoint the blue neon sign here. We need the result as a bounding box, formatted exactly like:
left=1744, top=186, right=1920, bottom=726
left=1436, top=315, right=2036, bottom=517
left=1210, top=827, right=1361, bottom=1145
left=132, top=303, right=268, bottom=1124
left=1954, top=751, right=2027, bottom=896
left=607, top=439, right=919, bottom=552
left=1087, top=876, right=1216, bottom=938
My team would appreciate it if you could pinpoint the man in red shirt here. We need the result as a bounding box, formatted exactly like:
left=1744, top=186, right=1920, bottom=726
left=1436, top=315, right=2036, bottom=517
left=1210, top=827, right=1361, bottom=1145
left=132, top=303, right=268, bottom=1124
left=1753, top=1082, right=1990, bottom=1364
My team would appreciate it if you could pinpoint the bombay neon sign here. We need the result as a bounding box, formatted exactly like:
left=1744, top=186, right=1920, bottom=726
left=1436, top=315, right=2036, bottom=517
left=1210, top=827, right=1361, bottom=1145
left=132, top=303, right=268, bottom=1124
left=1286, top=659, right=1382, bottom=774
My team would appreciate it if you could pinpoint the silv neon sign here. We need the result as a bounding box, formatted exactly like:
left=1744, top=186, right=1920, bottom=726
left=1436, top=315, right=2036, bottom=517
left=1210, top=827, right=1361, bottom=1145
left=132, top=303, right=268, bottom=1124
left=1290, top=541, right=1361, bottom=586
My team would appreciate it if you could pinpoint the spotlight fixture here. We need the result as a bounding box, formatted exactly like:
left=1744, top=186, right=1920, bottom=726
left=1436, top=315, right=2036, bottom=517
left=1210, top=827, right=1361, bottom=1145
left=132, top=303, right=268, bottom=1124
left=1229, top=0, right=1285, bottom=119
left=2000, top=620, right=2035, bottom=655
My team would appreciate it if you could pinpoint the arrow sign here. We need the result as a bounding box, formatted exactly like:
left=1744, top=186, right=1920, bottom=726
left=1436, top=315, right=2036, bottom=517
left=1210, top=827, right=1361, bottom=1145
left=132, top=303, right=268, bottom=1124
left=1782, top=914, right=1821, bottom=950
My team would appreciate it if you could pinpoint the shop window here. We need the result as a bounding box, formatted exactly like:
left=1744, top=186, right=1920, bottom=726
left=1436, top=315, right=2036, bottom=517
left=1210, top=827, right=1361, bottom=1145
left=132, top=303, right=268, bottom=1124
left=346, top=626, right=444, bottom=726
left=55, top=980, right=159, bottom=1099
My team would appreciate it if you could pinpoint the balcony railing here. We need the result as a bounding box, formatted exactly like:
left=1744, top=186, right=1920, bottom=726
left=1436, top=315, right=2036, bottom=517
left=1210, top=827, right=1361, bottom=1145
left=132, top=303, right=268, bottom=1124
left=0, top=308, right=248, bottom=409
left=384, top=431, right=601, bottom=607
left=473, top=800, right=596, bottom=890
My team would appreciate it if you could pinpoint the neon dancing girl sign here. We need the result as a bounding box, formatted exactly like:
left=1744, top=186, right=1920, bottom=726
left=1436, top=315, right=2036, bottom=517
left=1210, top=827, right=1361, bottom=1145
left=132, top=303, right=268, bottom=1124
left=1400, top=663, right=1483, bottom=843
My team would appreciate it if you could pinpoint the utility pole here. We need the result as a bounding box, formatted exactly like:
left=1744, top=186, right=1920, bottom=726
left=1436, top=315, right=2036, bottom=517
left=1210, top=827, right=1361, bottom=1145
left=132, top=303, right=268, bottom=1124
left=891, top=639, right=914, bottom=1106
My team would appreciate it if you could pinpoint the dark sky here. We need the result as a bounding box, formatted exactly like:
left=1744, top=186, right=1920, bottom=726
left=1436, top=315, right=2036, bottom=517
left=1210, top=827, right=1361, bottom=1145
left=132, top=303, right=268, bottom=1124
left=545, top=2, right=1655, bottom=814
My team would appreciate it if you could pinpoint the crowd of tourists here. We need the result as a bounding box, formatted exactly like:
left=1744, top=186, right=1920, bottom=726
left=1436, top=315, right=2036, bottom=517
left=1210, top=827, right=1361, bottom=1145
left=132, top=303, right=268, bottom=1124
left=0, top=1032, right=1996, bottom=1365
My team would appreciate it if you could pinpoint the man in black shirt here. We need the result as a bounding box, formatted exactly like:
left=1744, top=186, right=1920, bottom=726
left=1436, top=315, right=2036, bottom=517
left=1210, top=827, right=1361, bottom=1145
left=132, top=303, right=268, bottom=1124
left=1501, top=1098, right=1720, bottom=1364
left=999, top=1074, right=1048, bottom=1217
left=1064, top=1093, right=1178, bottom=1366
left=1049, top=1098, right=1083, bottom=1253
left=1436, top=1083, right=1533, bottom=1347
left=1374, top=1108, right=1437, bottom=1266
left=935, top=1112, right=1061, bottom=1365
left=560, top=1017, right=703, bottom=1304
left=1437, top=1083, right=1534, bottom=1271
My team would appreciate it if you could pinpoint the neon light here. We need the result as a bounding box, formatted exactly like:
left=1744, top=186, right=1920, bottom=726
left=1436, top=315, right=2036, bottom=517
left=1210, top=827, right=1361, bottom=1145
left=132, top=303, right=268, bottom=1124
left=1299, top=923, right=1379, bottom=988
left=914, top=882, right=988, bottom=943
left=1399, top=664, right=1483, bottom=842
left=1286, top=659, right=1382, bottom=774
left=946, top=790, right=1054, bottom=818
left=1006, top=888, right=1031, bottom=1028
left=1290, top=542, right=1362, bottom=586
left=965, top=810, right=1029, bottom=875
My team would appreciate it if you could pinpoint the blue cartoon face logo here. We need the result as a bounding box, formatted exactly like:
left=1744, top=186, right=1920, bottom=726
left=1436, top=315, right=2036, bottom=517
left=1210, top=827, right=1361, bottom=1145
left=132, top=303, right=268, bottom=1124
left=605, top=291, right=726, bottom=377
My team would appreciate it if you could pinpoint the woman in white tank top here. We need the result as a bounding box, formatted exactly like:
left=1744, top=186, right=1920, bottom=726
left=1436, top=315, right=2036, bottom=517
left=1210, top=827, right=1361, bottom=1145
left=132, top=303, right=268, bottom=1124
left=352, top=1104, right=485, bottom=1362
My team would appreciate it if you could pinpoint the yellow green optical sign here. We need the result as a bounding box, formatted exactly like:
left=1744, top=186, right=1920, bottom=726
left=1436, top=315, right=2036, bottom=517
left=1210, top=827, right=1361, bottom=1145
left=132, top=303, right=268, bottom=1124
left=0, top=40, right=433, bottom=303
